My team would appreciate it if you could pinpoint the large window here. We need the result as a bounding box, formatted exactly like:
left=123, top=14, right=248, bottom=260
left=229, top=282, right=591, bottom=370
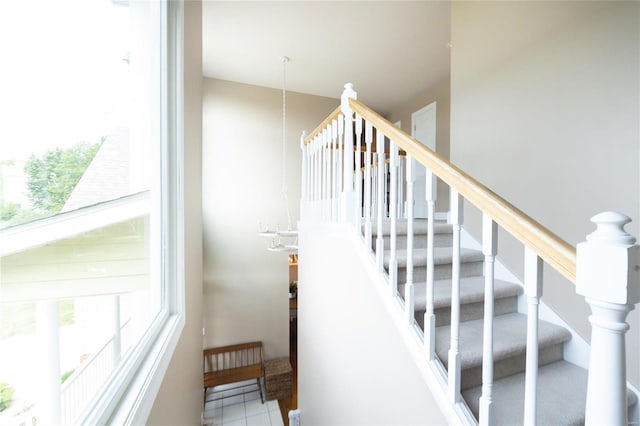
left=0, top=1, right=183, bottom=424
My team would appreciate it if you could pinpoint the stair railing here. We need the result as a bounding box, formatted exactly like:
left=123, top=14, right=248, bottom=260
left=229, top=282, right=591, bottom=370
left=301, top=83, right=639, bottom=425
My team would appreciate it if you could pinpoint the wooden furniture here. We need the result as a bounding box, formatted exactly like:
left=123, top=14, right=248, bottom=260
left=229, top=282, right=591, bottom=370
left=203, top=341, right=265, bottom=403
left=264, top=358, right=293, bottom=401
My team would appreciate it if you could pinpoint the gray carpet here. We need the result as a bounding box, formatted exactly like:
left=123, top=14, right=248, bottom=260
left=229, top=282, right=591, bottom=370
left=462, top=360, right=637, bottom=426
left=370, top=219, right=453, bottom=249
left=408, top=276, right=521, bottom=327
left=373, top=221, right=638, bottom=424
left=463, top=360, right=588, bottom=425
left=435, top=312, right=570, bottom=390
left=385, top=247, right=485, bottom=282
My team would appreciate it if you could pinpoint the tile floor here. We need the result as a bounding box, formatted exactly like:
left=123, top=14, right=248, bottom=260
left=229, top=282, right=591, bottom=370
left=203, top=380, right=284, bottom=426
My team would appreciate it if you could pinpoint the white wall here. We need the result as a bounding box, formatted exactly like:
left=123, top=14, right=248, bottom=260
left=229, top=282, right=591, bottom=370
left=298, top=228, right=446, bottom=425
left=202, top=79, right=337, bottom=358
left=146, top=1, right=203, bottom=424
left=450, top=1, right=639, bottom=384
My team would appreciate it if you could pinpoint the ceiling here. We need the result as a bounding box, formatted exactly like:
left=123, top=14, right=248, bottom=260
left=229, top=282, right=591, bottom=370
left=202, top=1, right=451, bottom=115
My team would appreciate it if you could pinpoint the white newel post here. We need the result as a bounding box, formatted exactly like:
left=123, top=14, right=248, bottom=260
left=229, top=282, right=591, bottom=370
left=576, top=212, right=640, bottom=426
left=340, top=83, right=357, bottom=224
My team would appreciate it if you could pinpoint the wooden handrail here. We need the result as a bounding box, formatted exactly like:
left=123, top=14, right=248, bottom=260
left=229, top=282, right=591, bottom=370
left=349, top=98, right=577, bottom=283
left=304, top=106, right=341, bottom=144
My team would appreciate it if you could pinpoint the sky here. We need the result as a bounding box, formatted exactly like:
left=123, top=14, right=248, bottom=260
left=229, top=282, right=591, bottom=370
left=0, top=0, right=131, bottom=162
left=0, top=0, right=131, bottom=206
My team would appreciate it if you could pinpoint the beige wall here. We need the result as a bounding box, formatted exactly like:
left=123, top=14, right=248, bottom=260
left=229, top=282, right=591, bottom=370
left=147, top=1, right=204, bottom=424
left=387, top=77, right=451, bottom=211
left=202, top=78, right=337, bottom=358
left=451, top=1, right=639, bottom=384
left=298, top=228, right=446, bottom=425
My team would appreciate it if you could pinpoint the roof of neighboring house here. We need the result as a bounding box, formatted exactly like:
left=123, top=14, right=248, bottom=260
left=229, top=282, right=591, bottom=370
left=0, top=190, right=149, bottom=258
left=1, top=127, right=149, bottom=258
left=62, top=126, right=131, bottom=212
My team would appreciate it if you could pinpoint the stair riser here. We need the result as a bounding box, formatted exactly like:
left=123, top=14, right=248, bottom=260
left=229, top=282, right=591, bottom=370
left=395, top=261, right=484, bottom=284
left=413, top=296, right=518, bottom=328
left=372, top=233, right=452, bottom=251
left=458, top=344, right=564, bottom=390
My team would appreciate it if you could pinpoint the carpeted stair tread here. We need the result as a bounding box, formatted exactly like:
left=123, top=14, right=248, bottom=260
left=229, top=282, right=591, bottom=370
left=435, top=312, right=571, bottom=370
left=411, top=276, right=522, bottom=312
left=371, top=219, right=452, bottom=236
left=368, top=220, right=636, bottom=421
left=384, top=247, right=484, bottom=268
left=462, top=360, right=638, bottom=426
left=358, top=215, right=640, bottom=421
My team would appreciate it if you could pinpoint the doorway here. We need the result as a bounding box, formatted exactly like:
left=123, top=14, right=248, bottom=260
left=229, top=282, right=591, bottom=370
left=411, top=102, right=436, bottom=218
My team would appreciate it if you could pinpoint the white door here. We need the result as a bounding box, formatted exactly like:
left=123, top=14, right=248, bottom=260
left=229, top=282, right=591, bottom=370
left=411, top=102, right=436, bottom=218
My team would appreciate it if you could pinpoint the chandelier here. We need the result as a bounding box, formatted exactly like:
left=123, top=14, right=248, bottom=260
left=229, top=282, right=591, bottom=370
left=258, top=56, right=298, bottom=252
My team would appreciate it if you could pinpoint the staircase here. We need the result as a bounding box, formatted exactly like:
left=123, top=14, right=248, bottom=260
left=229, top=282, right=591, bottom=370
left=375, top=219, right=637, bottom=424
left=300, top=83, right=640, bottom=425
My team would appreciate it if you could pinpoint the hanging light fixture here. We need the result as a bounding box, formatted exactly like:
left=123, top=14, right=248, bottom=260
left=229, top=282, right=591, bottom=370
left=258, top=56, right=298, bottom=252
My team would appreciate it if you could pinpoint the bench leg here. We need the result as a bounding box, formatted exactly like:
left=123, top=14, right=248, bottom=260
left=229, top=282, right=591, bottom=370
left=257, top=377, right=265, bottom=404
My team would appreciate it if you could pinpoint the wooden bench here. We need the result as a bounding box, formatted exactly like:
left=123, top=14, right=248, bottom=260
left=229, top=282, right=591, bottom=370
left=203, top=341, right=265, bottom=403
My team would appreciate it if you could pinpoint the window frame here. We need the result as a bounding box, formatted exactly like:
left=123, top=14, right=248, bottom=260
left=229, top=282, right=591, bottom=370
left=79, top=1, right=185, bottom=424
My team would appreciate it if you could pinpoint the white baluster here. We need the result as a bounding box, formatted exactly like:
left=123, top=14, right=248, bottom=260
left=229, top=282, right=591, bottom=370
left=375, top=130, right=385, bottom=272
left=364, top=121, right=373, bottom=248
left=319, top=129, right=326, bottom=219
left=371, top=156, right=377, bottom=221
left=323, top=126, right=330, bottom=220
left=384, top=161, right=389, bottom=218
left=325, top=128, right=329, bottom=218
left=337, top=114, right=344, bottom=217
left=523, top=246, right=542, bottom=426
left=306, top=137, right=312, bottom=204
left=389, top=142, right=399, bottom=296
left=577, top=212, right=639, bottom=426
left=300, top=131, right=307, bottom=220
left=424, top=169, right=437, bottom=360
left=479, top=214, right=497, bottom=426
left=448, top=189, right=462, bottom=403
left=314, top=134, right=320, bottom=217
left=317, top=133, right=322, bottom=221
left=331, top=119, right=338, bottom=221
left=340, top=83, right=356, bottom=224
left=324, top=123, right=333, bottom=220
left=398, top=155, right=405, bottom=218
left=307, top=135, right=314, bottom=217
left=405, top=154, right=415, bottom=325
left=354, top=113, right=363, bottom=234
